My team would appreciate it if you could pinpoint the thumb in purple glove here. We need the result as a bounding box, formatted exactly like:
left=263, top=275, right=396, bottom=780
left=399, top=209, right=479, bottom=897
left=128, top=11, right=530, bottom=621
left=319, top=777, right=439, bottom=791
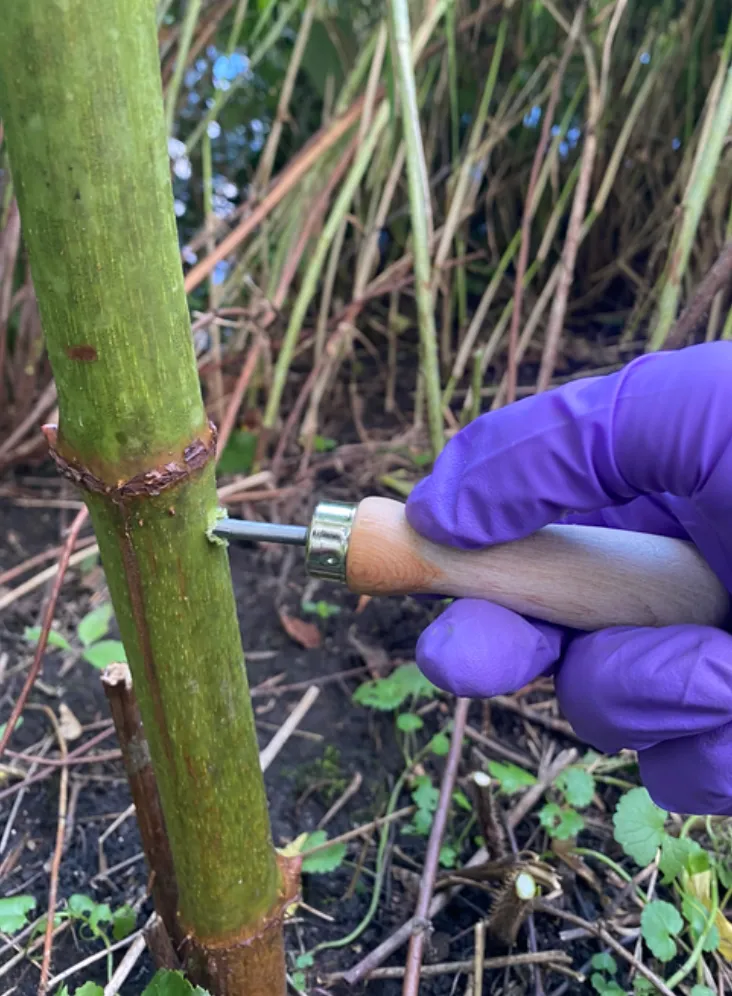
left=405, top=342, right=732, bottom=815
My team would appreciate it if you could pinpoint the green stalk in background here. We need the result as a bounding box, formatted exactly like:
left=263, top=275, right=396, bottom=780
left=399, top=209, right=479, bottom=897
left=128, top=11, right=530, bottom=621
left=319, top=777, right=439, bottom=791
left=389, top=0, right=445, bottom=457
left=649, top=17, right=732, bottom=350
left=0, top=3, right=294, bottom=994
left=164, top=0, right=203, bottom=137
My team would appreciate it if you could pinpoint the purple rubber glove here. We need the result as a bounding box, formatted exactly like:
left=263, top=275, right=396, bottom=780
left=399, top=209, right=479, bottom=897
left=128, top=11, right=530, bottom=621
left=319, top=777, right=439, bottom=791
left=405, top=342, right=732, bottom=816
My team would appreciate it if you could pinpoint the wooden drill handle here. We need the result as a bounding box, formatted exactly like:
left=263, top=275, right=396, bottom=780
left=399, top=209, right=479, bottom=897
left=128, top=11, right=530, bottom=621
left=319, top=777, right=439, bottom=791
left=345, top=496, right=730, bottom=631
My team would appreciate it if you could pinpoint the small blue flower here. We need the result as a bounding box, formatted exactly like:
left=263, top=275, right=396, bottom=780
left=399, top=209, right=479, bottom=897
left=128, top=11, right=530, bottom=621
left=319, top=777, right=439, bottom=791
left=640, top=51, right=650, bottom=64
left=567, top=126, right=581, bottom=147
left=213, top=51, right=250, bottom=84
left=559, top=141, right=569, bottom=158
left=523, top=105, right=542, bottom=128
left=672, top=137, right=681, bottom=150
left=212, top=261, right=230, bottom=285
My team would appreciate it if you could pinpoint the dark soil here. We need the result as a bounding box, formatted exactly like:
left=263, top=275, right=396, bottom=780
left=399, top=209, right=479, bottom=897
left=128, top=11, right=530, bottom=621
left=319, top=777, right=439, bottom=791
left=0, top=360, right=633, bottom=996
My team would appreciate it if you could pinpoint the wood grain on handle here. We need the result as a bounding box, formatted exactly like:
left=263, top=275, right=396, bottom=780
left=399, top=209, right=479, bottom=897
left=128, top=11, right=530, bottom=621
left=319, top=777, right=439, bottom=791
left=345, top=497, right=730, bottom=631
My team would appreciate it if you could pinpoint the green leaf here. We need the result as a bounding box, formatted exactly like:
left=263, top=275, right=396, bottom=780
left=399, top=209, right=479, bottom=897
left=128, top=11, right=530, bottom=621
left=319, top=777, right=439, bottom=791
left=591, top=976, right=623, bottom=995
left=23, top=625, right=71, bottom=651
left=429, top=732, right=450, bottom=756
left=402, top=808, right=433, bottom=836
left=0, top=717, right=22, bottom=738
left=301, top=832, right=346, bottom=874
left=613, top=788, right=667, bottom=866
left=141, top=969, right=211, bottom=996
left=74, top=985, right=104, bottom=996
left=353, top=663, right=437, bottom=711
left=0, top=895, right=36, bottom=933
left=453, top=789, right=472, bottom=811
left=295, top=953, right=314, bottom=969
left=67, top=894, right=96, bottom=918
left=659, top=835, right=705, bottom=883
left=633, top=979, right=654, bottom=994
left=716, top=858, right=732, bottom=890
left=590, top=953, right=617, bottom=975
left=312, top=435, right=337, bottom=452
left=488, top=760, right=537, bottom=795
left=555, top=767, right=595, bottom=808
left=88, top=901, right=112, bottom=938
left=291, top=972, right=306, bottom=992
left=82, top=640, right=127, bottom=669
left=539, top=803, right=585, bottom=840
left=439, top=845, right=457, bottom=868
left=216, top=429, right=256, bottom=475
left=682, top=893, right=719, bottom=952
left=690, top=987, right=717, bottom=996
left=301, top=599, right=340, bottom=619
left=412, top=775, right=439, bottom=813
left=77, top=603, right=113, bottom=646
left=641, top=899, right=683, bottom=962
left=396, top=712, right=424, bottom=733
left=111, top=904, right=136, bottom=941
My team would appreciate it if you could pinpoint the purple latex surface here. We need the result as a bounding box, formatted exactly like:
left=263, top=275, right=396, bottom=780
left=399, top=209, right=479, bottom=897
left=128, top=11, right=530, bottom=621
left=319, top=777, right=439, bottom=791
left=405, top=342, right=732, bottom=814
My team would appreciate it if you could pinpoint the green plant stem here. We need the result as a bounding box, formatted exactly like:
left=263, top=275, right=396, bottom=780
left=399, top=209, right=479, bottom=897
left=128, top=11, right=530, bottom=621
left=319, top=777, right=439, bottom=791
left=389, top=0, right=444, bottom=457
left=0, top=3, right=289, bottom=993
left=571, top=848, right=649, bottom=903
left=310, top=744, right=432, bottom=956
left=262, top=102, right=389, bottom=430
left=665, top=879, right=723, bottom=990
left=650, top=16, right=732, bottom=349
left=164, top=0, right=203, bottom=137
left=226, top=0, right=250, bottom=54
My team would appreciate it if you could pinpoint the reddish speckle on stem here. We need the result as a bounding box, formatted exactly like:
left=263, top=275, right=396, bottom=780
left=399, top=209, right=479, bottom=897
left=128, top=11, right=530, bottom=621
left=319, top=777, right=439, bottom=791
left=66, top=344, right=98, bottom=362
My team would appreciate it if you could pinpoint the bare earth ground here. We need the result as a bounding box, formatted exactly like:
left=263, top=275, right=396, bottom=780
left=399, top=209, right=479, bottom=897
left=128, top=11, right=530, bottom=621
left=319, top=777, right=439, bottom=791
left=0, top=343, right=643, bottom=995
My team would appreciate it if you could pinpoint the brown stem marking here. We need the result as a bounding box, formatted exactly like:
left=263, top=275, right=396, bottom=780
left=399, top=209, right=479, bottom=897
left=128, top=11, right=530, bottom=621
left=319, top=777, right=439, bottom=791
left=101, top=662, right=181, bottom=948
left=187, top=852, right=301, bottom=996
left=41, top=422, right=217, bottom=500
left=0, top=506, right=88, bottom=759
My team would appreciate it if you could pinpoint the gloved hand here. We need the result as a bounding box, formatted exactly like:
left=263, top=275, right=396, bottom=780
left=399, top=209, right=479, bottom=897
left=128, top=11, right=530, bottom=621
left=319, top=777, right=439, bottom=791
left=405, top=342, right=732, bottom=816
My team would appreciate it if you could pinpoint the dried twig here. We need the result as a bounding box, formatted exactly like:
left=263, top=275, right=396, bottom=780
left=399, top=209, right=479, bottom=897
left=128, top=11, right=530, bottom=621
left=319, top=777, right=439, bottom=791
left=534, top=901, right=674, bottom=996
left=506, top=8, right=581, bottom=404
left=0, top=506, right=88, bottom=757
left=663, top=238, right=732, bottom=348
left=330, top=950, right=572, bottom=984
left=402, top=697, right=470, bottom=995
left=215, top=335, right=264, bottom=458
left=37, top=705, right=69, bottom=995
left=259, top=685, right=320, bottom=771
left=102, top=916, right=152, bottom=996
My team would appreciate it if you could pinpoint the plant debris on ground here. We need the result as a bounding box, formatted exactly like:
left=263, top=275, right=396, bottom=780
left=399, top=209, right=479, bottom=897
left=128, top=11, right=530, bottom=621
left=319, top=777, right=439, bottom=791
left=2, top=0, right=732, bottom=993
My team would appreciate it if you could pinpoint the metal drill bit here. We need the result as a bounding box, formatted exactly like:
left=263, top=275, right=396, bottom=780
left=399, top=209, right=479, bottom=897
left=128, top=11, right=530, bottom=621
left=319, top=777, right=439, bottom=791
left=212, top=517, right=308, bottom=546
left=212, top=500, right=358, bottom=584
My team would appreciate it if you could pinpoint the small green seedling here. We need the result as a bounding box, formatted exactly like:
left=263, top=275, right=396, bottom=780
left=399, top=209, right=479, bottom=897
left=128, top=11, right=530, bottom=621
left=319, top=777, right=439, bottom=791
left=612, top=787, right=725, bottom=972
left=0, top=894, right=36, bottom=933
left=24, top=602, right=126, bottom=669
left=301, top=599, right=341, bottom=619
left=590, top=952, right=624, bottom=994
left=537, top=764, right=596, bottom=841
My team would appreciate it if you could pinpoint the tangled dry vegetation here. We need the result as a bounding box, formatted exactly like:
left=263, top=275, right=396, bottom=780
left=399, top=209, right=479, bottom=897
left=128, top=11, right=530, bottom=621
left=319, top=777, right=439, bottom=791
left=2, top=1, right=732, bottom=994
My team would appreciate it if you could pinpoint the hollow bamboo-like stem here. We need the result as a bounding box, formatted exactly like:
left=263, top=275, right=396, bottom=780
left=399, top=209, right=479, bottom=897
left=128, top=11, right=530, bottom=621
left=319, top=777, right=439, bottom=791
left=0, top=2, right=295, bottom=992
